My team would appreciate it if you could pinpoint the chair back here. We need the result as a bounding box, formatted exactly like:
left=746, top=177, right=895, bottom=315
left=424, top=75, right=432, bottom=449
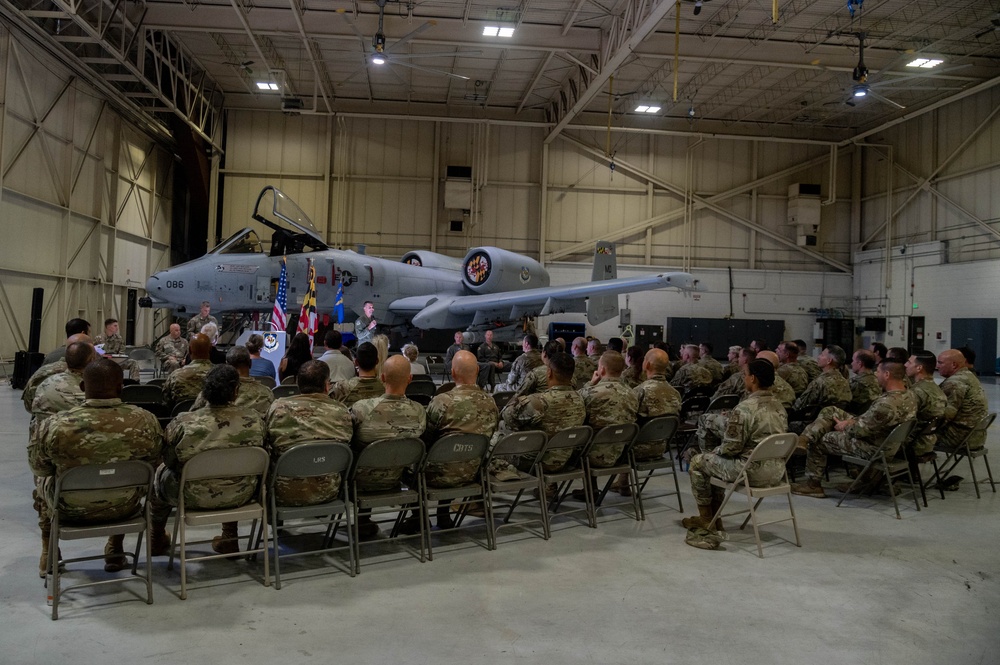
left=745, top=433, right=800, bottom=464
left=354, top=437, right=425, bottom=471
left=280, top=375, right=297, bottom=385
left=171, top=399, right=196, bottom=417
left=254, top=375, right=277, bottom=389
left=635, top=416, right=680, bottom=445
left=122, top=384, right=163, bottom=405
left=879, top=420, right=918, bottom=458
left=490, top=430, right=547, bottom=458
left=147, top=378, right=167, bottom=387
left=405, top=382, right=437, bottom=398
left=591, top=423, right=639, bottom=447
left=424, top=433, right=490, bottom=466
left=544, top=426, right=593, bottom=453
left=128, top=348, right=155, bottom=362
left=180, top=446, right=270, bottom=483
left=55, top=460, right=154, bottom=497
left=409, top=393, right=432, bottom=406
left=680, top=396, right=710, bottom=419
left=973, top=412, right=997, bottom=433
left=273, top=385, right=300, bottom=398
left=410, top=374, right=435, bottom=384
left=706, top=394, right=740, bottom=412
left=436, top=382, right=456, bottom=395
left=273, top=441, right=353, bottom=479
left=493, top=391, right=516, bottom=410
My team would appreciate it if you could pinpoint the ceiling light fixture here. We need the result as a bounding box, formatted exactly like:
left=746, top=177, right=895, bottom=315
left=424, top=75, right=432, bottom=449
left=256, top=81, right=280, bottom=91
left=694, top=0, right=703, bottom=15
left=483, top=25, right=514, bottom=37
left=634, top=104, right=660, bottom=113
left=906, top=58, right=944, bottom=68
left=853, top=86, right=868, bottom=98
left=371, top=55, right=386, bottom=65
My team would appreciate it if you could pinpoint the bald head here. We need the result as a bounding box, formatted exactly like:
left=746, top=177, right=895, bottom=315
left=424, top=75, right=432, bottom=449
left=756, top=350, right=780, bottom=369
left=81, top=358, right=124, bottom=399
left=189, top=333, right=211, bottom=360
left=643, top=348, right=669, bottom=377
left=451, top=350, right=479, bottom=385
left=65, top=341, right=96, bottom=370
left=936, top=349, right=964, bottom=378
left=67, top=333, right=93, bottom=346
left=381, top=355, right=412, bottom=394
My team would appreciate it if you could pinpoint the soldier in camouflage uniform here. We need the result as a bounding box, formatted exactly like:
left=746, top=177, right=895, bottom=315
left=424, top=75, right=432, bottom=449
left=151, top=364, right=264, bottom=555
left=791, top=345, right=852, bottom=413
left=698, top=343, right=725, bottom=384
left=40, top=318, right=91, bottom=366
left=684, top=359, right=788, bottom=531
left=264, top=360, right=352, bottom=507
left=722, top=346, right=742, bottom=380
left=849, top=349, right=883, bottom=415
left=792, top=360, right=917, bottom=497
left=22, top=333, right=92, bottom=412
left=513, top=340, right=566, bottom=398
left=572, top=337, right=598, bottom=389
left=162, top=333, right=214, bottom=409
left=30, top=359, right=162, bottom=575
left=621, top=346, right=645, bottom=389
left=192, top=346, right=273, bottom=417
left=670, top=345, right=713, bottom=391
left=631, top=348, right=682, bottom=460
left=587, top=338, right=602, bottom=365
left=29, top=342, right=95, bottom=444
left=186, top=301, right=219, bottom=338
left=155, top=323, right=189, bottom=375
left=904, top=352, right=947, bottom=456
left=579, top=352, right=639, bottom=467
left=350, top=355, right=426, bottom=538
left=494, top=334, right=543, bottom=393
left=330, top=342, right=384, bottom=407
left=795, top=339, right=822, bottom=383
left=93, top=318, right=141, bottom=381
left=755, top=351, right=796, bottom=409
left=935, top=349, right=989, bottom=451
left=712, top=348, right=756, bottom=402
left=777, top=341, right=810, bottom=396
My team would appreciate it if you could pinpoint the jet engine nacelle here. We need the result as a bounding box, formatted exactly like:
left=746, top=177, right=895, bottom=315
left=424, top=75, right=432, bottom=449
left=461, top=246, right=550, bottom=294
left=400, top=250, right=464, bottom=272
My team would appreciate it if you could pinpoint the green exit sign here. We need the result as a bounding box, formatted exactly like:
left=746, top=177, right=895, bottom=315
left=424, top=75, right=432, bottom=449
left=912, top=303, right=919, bottom=309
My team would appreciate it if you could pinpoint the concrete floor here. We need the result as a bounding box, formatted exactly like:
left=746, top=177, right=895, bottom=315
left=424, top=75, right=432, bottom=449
left=1, top=380, right=998, bottom=664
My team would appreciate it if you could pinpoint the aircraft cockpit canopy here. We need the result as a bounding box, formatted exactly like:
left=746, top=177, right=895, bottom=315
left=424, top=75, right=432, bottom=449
left=251, top=186, right=328, bottom=256
left=209, top=228, right=264, bottom=255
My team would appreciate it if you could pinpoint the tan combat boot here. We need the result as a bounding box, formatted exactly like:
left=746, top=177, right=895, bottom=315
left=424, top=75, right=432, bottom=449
left=104, top=534, right=127, bottom=572
left=791, top=478, right=827, bottom=498
left=681, top=503, right=715, bottom=529
left=211, top=521, right=241, bottom=555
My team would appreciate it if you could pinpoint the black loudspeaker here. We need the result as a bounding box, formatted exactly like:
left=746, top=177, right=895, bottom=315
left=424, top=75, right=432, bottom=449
left=12, top=351, right=44, bottom=390
left=27, top=288, right=43, bottom=353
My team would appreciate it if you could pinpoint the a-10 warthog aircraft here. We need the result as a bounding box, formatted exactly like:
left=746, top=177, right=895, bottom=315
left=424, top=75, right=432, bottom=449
left=141, top=186, right=697, bottom=338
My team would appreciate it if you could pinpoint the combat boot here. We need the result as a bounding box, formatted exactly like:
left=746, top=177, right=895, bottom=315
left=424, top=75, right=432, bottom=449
left=436, top=504, right=455, bottom=529
left=104, top=535, right=127, bottom=572
left=791, top=478, right=827, bottom=498
left=211, top=521, right=240, bottom=555
left=681, top=503, right=715, bottom=529
left=150, top=522, right=171, bottom=556
left=710, top=496, right=725, bottom=532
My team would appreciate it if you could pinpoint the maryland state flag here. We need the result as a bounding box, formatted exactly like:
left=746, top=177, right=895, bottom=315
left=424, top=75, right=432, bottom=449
left=297, top=259, right=318, bottom=346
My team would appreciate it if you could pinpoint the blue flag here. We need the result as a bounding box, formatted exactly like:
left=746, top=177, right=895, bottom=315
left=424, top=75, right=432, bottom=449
left=334, top=283, right=345, bottom=324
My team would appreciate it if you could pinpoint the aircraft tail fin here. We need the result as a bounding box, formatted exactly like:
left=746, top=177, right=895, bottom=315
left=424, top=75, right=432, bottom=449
left=587, top=242, right=618, bottom=325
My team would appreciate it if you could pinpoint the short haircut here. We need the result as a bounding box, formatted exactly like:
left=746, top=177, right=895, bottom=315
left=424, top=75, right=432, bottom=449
left=523, top=333, right=539, bottom=350
left=356, top=342, right=378, bottom=371
left=297, top=359, right=330, bottom=394
left=870, top=342, right=888, bottom=358
left=82, top=358, right=123, bottom=394
left=824, top=345, right=847, bottom=367
left=854, top=349, right=876, bottom=370
left=548, top=352, right=575, bottom=382
left=542, top=340, right=561, bottom=358
left=779, top=341, right=799, bottom=357
left=958, top=346, right=976, bottom=366
left=887, top=347, right=909, bottom=362
left=752, top=339, right=768, bottom=351
left=104, top=318, right=117, bottom=327
left=363, top=300, right=373, bottom=307
left=793, top=339, right=808, bottom=353
left=747, top=358, right=775, bottom=388
left=246, top=334, right=264, bottom=355
left=741, top=348, right=758, bottom=362
left=226, top=345, right=252, bottom=369
left=607, top=337, right=624, bottom=353
left=700, top=341, right=713, bottom=354
left=65, top=341, right=94, bottom=370
left=65, top=318, right=90, bottom=337
left=599, top=351, right=625, bottom=376
left=202, top=364, right=240, bottom=406
left=879, top=360, right=906, bottom=381
left=201, top=301, right=211, bottom=307
left=913, top=351, right=936, bottom=375
left=728, top=345, right=742, bottom=355
left=324, top=329, right=343, bottom=349
left=572, top=337, right=587, bottom=353
left=402, top=344, right=419, bottom=361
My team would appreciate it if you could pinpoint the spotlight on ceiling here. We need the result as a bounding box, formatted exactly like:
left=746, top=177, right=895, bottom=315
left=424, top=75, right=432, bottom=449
left=371, top=55, right=386, bottom=65
left=853, top=86, right=868, bottom=98
left=694, top=0, right=703, bottom=15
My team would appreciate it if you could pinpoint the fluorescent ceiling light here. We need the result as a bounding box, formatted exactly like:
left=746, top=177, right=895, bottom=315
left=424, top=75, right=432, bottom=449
left=256, top=81, right=279, bottom=91
left=906, top=58, right=944, bottom=69
left=483, top=25, right=514, bottom=37
left=498, top=27, right=515, bottom=37
left=634, top=104, right=660, bottom=113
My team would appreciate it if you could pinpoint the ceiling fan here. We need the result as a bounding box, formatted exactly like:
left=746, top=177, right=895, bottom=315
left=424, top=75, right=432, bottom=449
left=337, top=1, right=480, bottom=86
left=839, top=32, right=906, bottom=109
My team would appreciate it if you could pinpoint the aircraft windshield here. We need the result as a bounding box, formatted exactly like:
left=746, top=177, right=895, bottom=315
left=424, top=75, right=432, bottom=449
left=210, top=228, right=264, bottom=255
left=251, top=186, right=327, bottom=254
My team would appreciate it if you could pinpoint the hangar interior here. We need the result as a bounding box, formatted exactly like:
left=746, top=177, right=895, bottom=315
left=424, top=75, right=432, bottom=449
left=0, top=0, right=998, bottom=661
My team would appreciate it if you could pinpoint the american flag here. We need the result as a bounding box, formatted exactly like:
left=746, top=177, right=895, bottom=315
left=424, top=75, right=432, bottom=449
left=297, top=259, right=318, bottom=346
left=271, top=256, right=288, bottom=331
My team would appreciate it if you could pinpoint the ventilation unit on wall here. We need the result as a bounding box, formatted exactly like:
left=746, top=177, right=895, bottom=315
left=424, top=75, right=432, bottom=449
left=444, top=165, right=472, bottom=211
left=788, top=183, right=821, bottom=247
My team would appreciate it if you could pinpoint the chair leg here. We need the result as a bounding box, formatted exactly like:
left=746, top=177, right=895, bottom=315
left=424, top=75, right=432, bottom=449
left=179, top=518, right=187, bottom=600
left=983, top=453, right=996, bottom=493
left=968, top=453, right=981, bottom=499
left=744, top=485, right=764, bottom=559
left=629, top=469, right=642, bottom=521
left=902, top=464, right=921, bottom=513
left=836, top=463, right=870, bottom=508
left=49, top=517, right=60, bottom=620
left=168, top=515, right=180, bottom=572
left=883, top=458, right=902, bottom=520
left=910, top=458, right=928, bottom=508
left=537, top=478, right=552, bottom=539
left=583, top=472, right=597, bottom=529
left=670, top=455, right=684, bottom=514
left=787, top=491, right=802, bottom=547
left=271, top=509, right=281, bottom=591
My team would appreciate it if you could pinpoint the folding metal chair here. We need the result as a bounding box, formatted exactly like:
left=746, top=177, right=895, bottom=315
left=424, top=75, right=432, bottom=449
left=405, top=381, right=437, bottom=400
left=272, top=385, right=300, bottom=398
left=924, top=413, right=996, bottom=499
left=248, top=441, right=354, bottom=589
left=280, top=375, right=297, bottom=385
left=629, top=416, right=682, bottom=519
left=253, top=375, right=277, bottom=389
left=128, top=347, right=158, bottom=379
left=588, top=423, right=641, bottom=520
left=543, top=426, right=596, bottom=528
left=121, top=384, right=166, bottom=419
left=146, top=377, right=167, bottom=387
left=436, top=382, right=456, bottom=395
left=419, top=433, right=492, bottom=559
left=493, top=391, right=516, bottom=411
left=167, top=447, right=271, bottom=599
left=46, top=461, right=155, bottom=620
left=348, top=437, right=426, bottom=574
left=709, top=433, right=802, bottom=558
left=171, top=399, right=197, bottom=417
left=837, top=420, right=920, bottom=519
left=483, top=430, right=549, bottom=545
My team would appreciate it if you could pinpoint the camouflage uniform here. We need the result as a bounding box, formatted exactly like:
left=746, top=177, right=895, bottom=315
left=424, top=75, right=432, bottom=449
left=792, top=370, right=852, bottom=412
left=351, top=395, right=426, bottom=491
left=620, top=365, right=642, bottom=389
left=698, top=356, right=724, bottom=384
left=798, top=355, right=822, bottom=383
left=152, top=405, right=264, bottom=520
left=192, top=376, right=274, bottom=417
left=94, top=332, right=140, bottom=381
left=801, top=390, right=917, bottom=480
left=849, top=371, right=883, bottom=414
left=772, top=375, right=796, bottom=409
left=330, top=376, right=385, bottom=408
left=31, top=398, right=163, bottom=530
left=938, top=368, right=989, bottom=451
left=513, top=364, right=549, bottom=399
left=572, top=355, right=597, bottom=388
left=162, top=359, right=213, bottom=407
left=689, top=390, right=788, bottom=506
left=353, top=314, right=375, bottom=345
left=909, top=377, right=947, bottom=455
left=155, top=335, right=189, bottom=375
left=580, top=379, right=639, bottom=467
left=30, top=369, right=86, bottom=444
left=777, top=362, right=809, bottom=396
left=186, top=313, right=218, bottom=337
left=632, top=375, right=681, bottom=460
left=423, top=384, right=499, bottom=487
left=498, top=349, right=543, bottom=392
left=722, top=360, right=740, bottom=380
left=264, top=392, right=353, bottom=506
left=670, top=363, right=713, bottom=390
left=712, top=371, right=747, bottom=402
left=22, top=360, right=68, bottom=413
left=497, top=385, right=586, bottom=473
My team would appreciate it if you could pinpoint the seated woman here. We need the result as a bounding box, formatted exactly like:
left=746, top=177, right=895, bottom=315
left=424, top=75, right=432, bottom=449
left=247, top=333, right=277, bottom=379
left=402, top=343, right=427, bottom=375
left=279, top=332, right=313, bottom=383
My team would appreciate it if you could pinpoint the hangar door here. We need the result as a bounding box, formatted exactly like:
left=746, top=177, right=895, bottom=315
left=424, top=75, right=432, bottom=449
left=951, top=318, right=997, bottom=376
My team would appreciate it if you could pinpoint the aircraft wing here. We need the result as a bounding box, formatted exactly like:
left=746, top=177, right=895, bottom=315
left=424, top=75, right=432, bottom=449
left=408, top=272, right=696, bottom=329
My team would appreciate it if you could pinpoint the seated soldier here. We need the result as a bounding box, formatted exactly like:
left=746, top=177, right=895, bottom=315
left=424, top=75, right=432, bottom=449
left=776, top=341, right=809, bottom=396
left=904, top=351, right=947, bottom=458
left=31, top=359, right=162, bottom=575
left=698, top=342, right=724, bottom=384
left=791, top=360, right=917, bottom=498
left=757, top=351, right=796, bottom=409
left=795, top=339, right=821, bottom=383
left=23, top=332, right=92, bottom=413
left=514, top=340, right=564, bottom=399
left=722, top=346, right=742, bottom=380
left=330, top=342, right=384, bottom=407
left=350, top=355, right=426, bottom=538
left=683, top=359, right=788, bottom=533
left=791, top=345, right=852, bottom=414
left=849, top=349, right=882, bottom=414
left=587, top=338, right=602, bottom=364
left=935, top=349, right=989, bottom=451
left=162, top=333, right=214, bottom=410
left=264, top=360, right=353, bottom=506
left=93, top=318, right=141, bottom=383
left=670, top=344, right=713, bottom=391
left=42, top=318, right=91, bottom=366
left=621, top=345, right=645, bottom=389
left=443, top=331, right=468, bottom=376
left=154, top=323, right=188, bottom=375
left=712, top=347, right=757, bottom=402
left=151, top=364, right=265, bottom=555
left=192, top=346, right=274, bottom=416
left=571, top=337, right=597, bottom=389
left=494, top=334, right=543, bottom=393
left=30, top=341, right=96, bottom=447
